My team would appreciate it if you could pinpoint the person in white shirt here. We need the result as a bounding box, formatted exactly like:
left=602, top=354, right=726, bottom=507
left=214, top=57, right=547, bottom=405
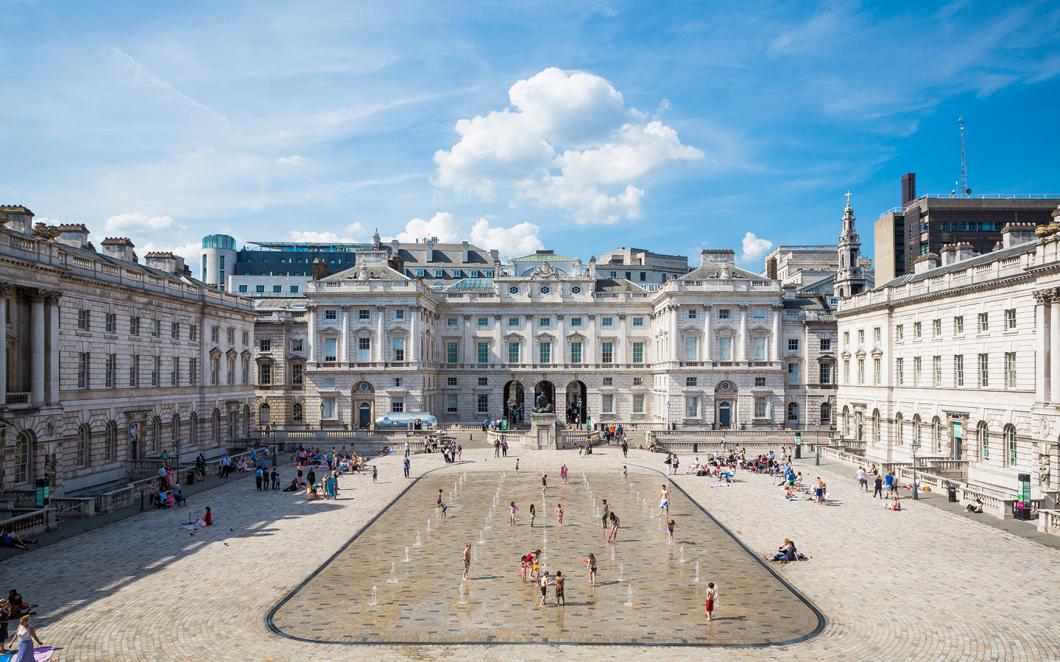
left=856, top=466, right=868, bottom=491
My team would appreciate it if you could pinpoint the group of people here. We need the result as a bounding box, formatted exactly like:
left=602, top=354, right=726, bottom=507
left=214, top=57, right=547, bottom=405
left=1, top=588, right=46, bottom=660
left=422, top=436, right=462, bottom=463
left=855, top=465, right=903, bottom=511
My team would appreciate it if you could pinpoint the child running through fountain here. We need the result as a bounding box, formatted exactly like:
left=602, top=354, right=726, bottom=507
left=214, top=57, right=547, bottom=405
left=437, top=488, right=444, bottom=511
left=560, top=464, right=569, bottom=484
left=607, top=511, right=620, bottom=543
left=705, top=582, right=718, bottom=621
left=584, top=553, right=597, bottom=587
left=555, top=570, right=565, bottom=605
left=541, top=473, right=548, bottom=496
left=556, top=503, right=564, bottom=525
left=463, top=543, right=472, bottom=581
left=667, top=517, right=677, bottom=544
left=529, top=503, right=536, bottom=527
left=539, top=570, right=551, bottom=607
left=659, top=484, right=670, bottom=517
left=509, top=501, right=519, bottom=525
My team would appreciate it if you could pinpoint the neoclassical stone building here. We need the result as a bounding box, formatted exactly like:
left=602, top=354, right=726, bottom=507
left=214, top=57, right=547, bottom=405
left=836, top=216, right=1060, bottom=502
left=0, top=206, right=256, bottom=497
left=257, top=243, right=838, bottom=434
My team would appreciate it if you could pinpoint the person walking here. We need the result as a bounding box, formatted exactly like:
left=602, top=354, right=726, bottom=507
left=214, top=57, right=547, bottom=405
left=529, top=503, right=536, bottom=527
left=6, top=614, right=43, bottom=662
left=270, top=468, right=280, bottom=490
left=560, top=464, right=569, bottom=484
left=404, top=439, right=411, bottom=458
left=462, top=543, right=472, bottom=581
left=508, top=501, right=519, bottom=525
left=541, top=473, right=548, bottom=496
left=538, top=571, right=551, bottom=607
left=659, top=485, right=670, bottom=517
left=666, top=518, right=676, bottom=544
left=555, top=570, right=565, bottom=606
left=584, top=553, right=597, bottom=587
left=255, top=466, right=264, bottom=491
left=372, top=465, right=378, bottom=483
left=857, top=466, right=868, bottom=491
left=437, top=489, right=444, bottom=511
left=515, top=458, right=519, bottom=471
left=873, top=473, right=884, bottom=499
left=704, top=582, right=718, bottom=622
left=600, top=499, right=610, bottom=532
left=403, top=456, right=411, bottom=479
left=555, top=503, right=564, bottom=526
left=885, top=469, right=896, bottom=496
left=607, top=511, right=620, bottom=543
left=621, top=439, right=628, bottom=458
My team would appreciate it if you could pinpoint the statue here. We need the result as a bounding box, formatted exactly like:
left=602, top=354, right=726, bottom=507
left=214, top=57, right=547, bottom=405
left=534, top=389, right=554, bottom=414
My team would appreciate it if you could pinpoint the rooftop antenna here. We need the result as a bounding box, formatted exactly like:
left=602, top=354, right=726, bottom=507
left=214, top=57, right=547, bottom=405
left=958, top=115, right=971, bottom=197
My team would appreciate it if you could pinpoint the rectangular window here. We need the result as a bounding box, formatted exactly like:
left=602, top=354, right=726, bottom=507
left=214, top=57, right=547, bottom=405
left=570, top=317, right=582, bottom=327
left=788, top=362, right=801, bottom=385
left=189, top=358, right=198, bottom=385
left=508, top=342, right=521, bottom=364
left=539, top=341, right=551, bottom=364
left=445, top=394, right=458, bottom=415
left=913, top=356, right=922, bottom=385
left=325, top=309, right=337, bottom=320
left=978, top=353, right=989, bottom=386
left=685, top=396, right=700, bottom=418
left=978, top=312, right=989, bottom=332
left=477, top=393, right=489, bottom=414
left=857, top=358, right=865, bottom=384
left=601, top=341, right=614, bottom=364
left=151, top=356, right=160, bottom=386
left=152, top=319, right=160, bottom=337
left=895, top=358, right=904, bottom=385
left=819, top=363, right=831, bottom=384
left=750, top=337, right=766, bottom=361
left=932, top=355, right=941, bottom=386
left=357, top=337, right=371, bottom=362
left=272, top=285, right=282, bottom=293
left=687, top=309, right=698, bottom=320
left=321, top=397, right=336, bottom=419
left=393, top=377, right=403, bottom=387
left=633, top=377, right=643, bottom=386
left=895, top=324, right=903, bottom=341
left=754, top=396, right=767, bottom=418
left=105, top=312, right=116, bottom=334
left=78, top=308, right=90, bottom=331
left=446, top=317, right=458, bottom=327
left=686, top=377, right=698, bottom=387
left=171, top=322, right=180, bottom=340
left=291, top=363, right=303, bottom=385
left=259, top=338, right=271, bottom=352
left=755, top=376, right=766, bottom=387
left=954, top=354, right=964, bottom=386
left=508, top=317, right=519, bottom=327
left=632, top=341, right=644, bottom=364
left=358, top=309, right=370, bottom=320
left=718, top=337, right=733, bottom=362
left=446, top=341, right=458, bottom=364
left=684, top=336, right=698, bottom=361
left=255, top=285, right=265, bottom=293
left=130, top=316, right=140, bottom=336
left=1005, top=352, right=1017, bottom=388
left=78, top=352, right=90, bottom=388
left=392, top=338, right=405, bottom=362
left=913, top=322, right=921, bottom=339
left=602, top=317, right=614, bottom=327
left=290, top=285, right=299, bottom=293
left=105, top=353, right=116, bottom=388
left=633, top=393, right=645, bottom=413
left=477, top=316, right=489, bottom=328
left=1008, top=435, right=1017, bottom=467
left=211, top=326, right=218, bottom=343
left=570, top=341, right=582, bottom=364
left=873, top=327, right=881, bottom=343
left=226, top=327, right=234, bottom=345
left=788, top=338, right=799, bottom=352
left=477, top=342, right=489, bottom=364
left=843, top=359, right=850, bottom=383
left=602, top=394, right=615, bottom=413
left=858, top=329, right=865, bottom=344
left=190, top=325, right=198, bottom=342
left=954, top=316, right=964, bottom=334
left=1006, top=308, right=1016, bottom=329
left=259, top=362, right=272, bottom=385
left=394, top=309, right=405, bottom=321
left=932, top=319, right=941, bottom=337
left=843, top=331, right=850, bottom=346
left=435, top=269, right=444, bottom=278
left=632, top=316, right=644, bottom=327
left=391, top=399, right=404, bottom=413
left=129, top=355, right=139, bottom=387
left=719, top=309, right=731, bottom=320
left=291, top=339, right=303, bottom=352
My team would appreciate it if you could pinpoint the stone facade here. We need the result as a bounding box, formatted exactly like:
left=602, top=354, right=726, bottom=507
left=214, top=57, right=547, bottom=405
left=0, top=206, right=256, bottom=496
left=836, top=217, right=1060, bottom=500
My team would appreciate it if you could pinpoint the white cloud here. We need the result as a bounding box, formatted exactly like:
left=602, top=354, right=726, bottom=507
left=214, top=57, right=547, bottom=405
left=141, top=240, right=201, bottom=269
left=276, top=154, right=306, bottom=166
left=468, top=218, right=543, bottom=256
left=104, top=211, right=182, bottom=234
left=110, top=48, right=229, bottom=126
left=393, top=212, right=462, bottom=243
left=433, top=67, right=702, bottom=224
left=740, top=232, right=773, bottom=264
left=289, top=222, right=368, bottom=243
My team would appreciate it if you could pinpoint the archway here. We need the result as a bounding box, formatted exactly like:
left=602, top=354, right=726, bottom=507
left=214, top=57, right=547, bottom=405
left=533, top=381, right=555, bottom=413
left=503, top=381, right=525, bottom=426
left=565, top=381, right=587, bottom=424
left=15, top=430, right=35, bottom=484
left=715, top=380, right=737, bottom=429
left=352, top=381, right=375, bottom=430
left=358, top=402, right=372, bottom=429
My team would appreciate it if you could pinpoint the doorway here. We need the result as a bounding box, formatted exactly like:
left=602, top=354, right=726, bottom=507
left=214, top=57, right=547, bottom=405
left=358, top=402, right=372, bottom=429
left=718, top=402, right=732, bottom=428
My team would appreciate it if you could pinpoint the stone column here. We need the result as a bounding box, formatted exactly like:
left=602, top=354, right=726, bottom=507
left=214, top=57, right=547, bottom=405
left=1036, top=291, right=1050, bottom=403
left=556, top=315, right=565, bottom=365
left=0, top=286, right=7, bottom=406
left=307, top=306, right=317, bottom=363
left=737, top=305, right=748, bottom=362
left=771, top=306, right=782, bottom=362
left=1051, top=295, right=1060, bottom=403
left=669, top=306, right=679, bottom=362
left=376, top=305, right=385, bottom=362
left=47, top=292, right=60, bottom=403
left=339, top=307, right=349, bottom=364
left=586, top=314, right=596, bottom=364
left=617, top=315, right=627, bottom=365
left=30, top=291, right=45, bottom=405
left=702, top=305, right=711, bottom=363
left=409, top=307, right=418, bottom=365
left=493, top=314, right=503, bottom=364
left=462, top=315, right=472, bottom=367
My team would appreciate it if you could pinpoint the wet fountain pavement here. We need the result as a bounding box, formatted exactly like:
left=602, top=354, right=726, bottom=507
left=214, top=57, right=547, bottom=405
left=270, top=469, right=821, bottom=646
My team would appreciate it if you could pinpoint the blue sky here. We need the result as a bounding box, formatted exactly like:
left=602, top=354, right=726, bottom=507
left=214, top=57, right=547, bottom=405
left=1, top=0, right=1059, bottom=268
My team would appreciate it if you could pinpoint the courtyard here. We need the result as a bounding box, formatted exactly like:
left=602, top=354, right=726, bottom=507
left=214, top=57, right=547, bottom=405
left=2, top=448, right=1059, bottom=661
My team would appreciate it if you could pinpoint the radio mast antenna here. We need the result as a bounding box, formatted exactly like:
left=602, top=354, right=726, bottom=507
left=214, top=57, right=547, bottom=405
left=959, top=115, right=971, bottom=196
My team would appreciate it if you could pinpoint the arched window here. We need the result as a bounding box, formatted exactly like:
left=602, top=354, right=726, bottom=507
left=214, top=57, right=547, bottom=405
left=820, top=401, right=831, bottom=423
left=855, top=411, right=864, bottom=442
left=977, top=422, right=989, bottom=461
left=151, top=416, right=162, bottom=452
left=292, top=403, right=303, bottom=423
left=894, top=413, right=904, bottom=446
left=872, top=410, right=881, bottom=446
left=912, top=415, right=922, bottom=449
left=189, top=413, right=199, bottom=448
left=932, top=417, right=942, bottom=453
left=259, top=403, right=271, bottom=425
left=77, top=424, right=91, bottom=468
left=1004, top=425, right=1017, bottom=467
left=212, top=409, right=221, bottom=444
left=787, top=402, right=799, bottom=423
left=105, top=421, right=117, bottom=462
left=15, top=431, right=34, bottom=484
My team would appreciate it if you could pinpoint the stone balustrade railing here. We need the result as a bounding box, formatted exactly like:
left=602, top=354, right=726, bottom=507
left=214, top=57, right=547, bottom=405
left=0, top=507, right=57, bottom=538
left=1038, top=510, right=1060, bottom=535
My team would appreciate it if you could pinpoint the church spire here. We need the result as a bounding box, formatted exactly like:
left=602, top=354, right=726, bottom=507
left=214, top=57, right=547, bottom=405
left=834, top=192, right=869, bottom=298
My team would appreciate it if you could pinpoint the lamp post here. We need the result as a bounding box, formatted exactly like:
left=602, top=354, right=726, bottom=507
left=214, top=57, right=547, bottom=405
left=911, top=440, right=920, bottom=500
left=814, top=422, right=821, bottom=465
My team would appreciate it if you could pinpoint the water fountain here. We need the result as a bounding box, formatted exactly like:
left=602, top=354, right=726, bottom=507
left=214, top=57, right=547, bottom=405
left=618, top=562, right=624, bottom=582
left=680, top=545, right=686, bottom=563
left=485, top=515, right=492, bottom=530
left=458, top=583, right=467, bottom=606
left=478, top=528, right=486, bottom=545
left=694, top=560, right=701, bottom=583
left=472, top=544, right=478, bottom=562
left=610, top=545, right=616, bottom=560
left=415, top=531, right=422, bottom=547
left=387, top=562, right=399, bottom=584
left=403, top=546, right=411, bottom=563
left=624, top=584, right=633, bottom=607
left=369, top=585, right=378, bottom=606
left=427, top=518, right=431, bottom=533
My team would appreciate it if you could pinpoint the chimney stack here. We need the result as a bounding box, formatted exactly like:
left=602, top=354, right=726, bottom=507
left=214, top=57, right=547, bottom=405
left=100, top=237, right=137, bottom=262
left=311, top=257, right=328, bottom=280
left=425, top=236, right=437, bottom=262
left=913, top=253, right=939, bottom=274
left=1001, top=222, right=1037, bottom=249
left=0, top=205, right=35, bottom=234
left=700, top=249, right=736, bottom=268
left=461, top=240, right=469, bottom=263
left=56, top=223, right=90, bottom=249
left=145, top=251, right=190, bottom=276
left=901, top=172, right=916, bottom=207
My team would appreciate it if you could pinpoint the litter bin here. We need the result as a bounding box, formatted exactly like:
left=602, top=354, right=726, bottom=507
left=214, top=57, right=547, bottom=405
left=795, top=445, right=802, bottom=460
left=693, top=443, right=698, bottom=453
left=186, top=470, right=196, bottom=485
left=947, top=484, right=958, bottom=503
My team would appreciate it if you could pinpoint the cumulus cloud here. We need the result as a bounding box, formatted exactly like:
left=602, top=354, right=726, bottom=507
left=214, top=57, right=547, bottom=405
left=393, top=212, right=462, bottom=243
left=740, top=232, right=774, bottom=264
left=141, top=240, right=202, bottom=269
left=469, top=218, right=543, bottom=256
left=289, top=222, right=368, bottom=243
left=276, top=154, right=306, bottom=166
left=433, top=67, right=702, bottom=224
left=104, top=211, right=182, bottom=234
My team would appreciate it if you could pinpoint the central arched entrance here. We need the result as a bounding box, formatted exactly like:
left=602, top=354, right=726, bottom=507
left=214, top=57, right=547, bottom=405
left=352, top=381, right=375, bottom=430
left=503, top=381, right=525, bottom=426
left=565, top=381, right=587, bottom=424
left=715, top=380, right=737, bottom=429
left=533, top=380, right=555, bottom=413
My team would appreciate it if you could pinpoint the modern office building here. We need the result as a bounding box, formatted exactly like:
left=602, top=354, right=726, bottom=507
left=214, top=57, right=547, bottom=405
left=872, top=172, right=1060, bottom=282
left=0, top=205, right=256, bottom=499
left=597, top=246, right=690, bottom=284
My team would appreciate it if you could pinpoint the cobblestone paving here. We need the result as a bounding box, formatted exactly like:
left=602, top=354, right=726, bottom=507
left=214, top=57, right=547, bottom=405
left=270, top=470, right=819, bottom=645
left=2, top=449, right=1058, bottom=661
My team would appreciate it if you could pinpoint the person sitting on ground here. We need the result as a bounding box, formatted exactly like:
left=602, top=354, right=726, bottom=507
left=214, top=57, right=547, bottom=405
left=886, top=494, right=902, bottom=511
left=0, top=528, right=35, bottom=550
left=306, top=483, right=320, bottom=500
left=202, top=506, right=213, bottom=526
left=768, top=538, right=797, bottom=563
left=283, top=478, right=300, bottom=492
left=966, top=498, right=984, bottom=514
